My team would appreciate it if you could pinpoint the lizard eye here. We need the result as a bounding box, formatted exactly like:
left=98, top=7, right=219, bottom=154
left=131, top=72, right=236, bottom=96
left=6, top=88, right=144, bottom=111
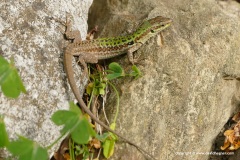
left=150, top=30, right=155, bottom=33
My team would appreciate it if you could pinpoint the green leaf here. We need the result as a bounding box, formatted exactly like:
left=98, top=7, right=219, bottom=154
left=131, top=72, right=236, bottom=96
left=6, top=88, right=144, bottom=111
left=71, top=118, right=94, bottom=144
left=110, top=123, right=116, bottom=130
left=130, top=65, right=142, bottom=78
left=69, top=101, right=82, bottom=115
left=95, top=81, right=106, bottom=95
left=51, top=102, right=96, bottom=144
left=108, top=124, right=118, bottom=142
left=0, top=57, right=9, bottom=81
left=86, top=82, right=94, bottom=95
left=108, top=62, right=123, bottom=73
left=103, top=138, right=115, bottom=159
left=98, top=87, right=105, bottom=95
left=88, top=79, right=106, bottom=96
left=51, top=110, right=77, bottom=126
left=106, top=62, right=125, bottom=80
left=7, top=136, right=48, bottom=160
left=0, top=56, right=26, bottom=98
left=74, top=144, right=89, bottom=158
left=75, top=145, right=82, bottom=155
left=0, top=116, right=9, bottom=147
left=102, top=123, right=118, bottom=159
left=95, top=133, right=110, bottom=142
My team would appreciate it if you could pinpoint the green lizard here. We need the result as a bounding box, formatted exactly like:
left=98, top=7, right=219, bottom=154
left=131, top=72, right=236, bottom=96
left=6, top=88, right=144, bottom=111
left=63, top=15, right=172, bottom=159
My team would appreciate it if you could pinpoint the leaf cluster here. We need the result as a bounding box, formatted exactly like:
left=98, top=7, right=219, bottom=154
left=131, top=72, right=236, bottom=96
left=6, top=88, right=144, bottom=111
left=0, top=56, right=142, bottom=159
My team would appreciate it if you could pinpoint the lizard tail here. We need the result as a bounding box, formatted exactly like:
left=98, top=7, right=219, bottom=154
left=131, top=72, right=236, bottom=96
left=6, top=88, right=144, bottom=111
left=64, top=51, right=156, bottom=160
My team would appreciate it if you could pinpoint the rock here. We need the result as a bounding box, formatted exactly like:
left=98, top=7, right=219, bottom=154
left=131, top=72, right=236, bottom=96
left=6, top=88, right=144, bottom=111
left=0, top=0, right=92, bottom=158
left=88, top=0, right=240, bottom=160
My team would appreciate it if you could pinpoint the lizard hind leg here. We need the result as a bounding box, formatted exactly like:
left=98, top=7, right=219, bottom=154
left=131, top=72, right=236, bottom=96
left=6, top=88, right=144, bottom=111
left=127, top=51, right=145, bottom=66
left=77, top=53, right=99, bottom=76
left=77, top=56, right=89, bottom=76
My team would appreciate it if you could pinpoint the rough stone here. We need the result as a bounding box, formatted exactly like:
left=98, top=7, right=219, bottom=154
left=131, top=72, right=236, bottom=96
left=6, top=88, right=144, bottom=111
left=0, top=0, right=92, bottom=158
left=88, top=0, right=240, bottom=160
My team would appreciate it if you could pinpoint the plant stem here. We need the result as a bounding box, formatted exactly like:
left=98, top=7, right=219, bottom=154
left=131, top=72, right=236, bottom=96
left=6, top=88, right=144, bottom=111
left=46, top=132, right=67, bottom=150
left=106, top=81, right=119, bottom=124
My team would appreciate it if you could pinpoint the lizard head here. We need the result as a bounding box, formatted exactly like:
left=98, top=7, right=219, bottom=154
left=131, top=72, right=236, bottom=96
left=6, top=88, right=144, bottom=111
left=148, top=16, right=172, bottom=33
left=133, top=16, right=172, bottom=44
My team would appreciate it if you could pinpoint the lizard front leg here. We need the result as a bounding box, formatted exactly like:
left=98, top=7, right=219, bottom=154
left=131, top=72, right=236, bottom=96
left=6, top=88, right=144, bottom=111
left=127, top=43, right=142, bottom=64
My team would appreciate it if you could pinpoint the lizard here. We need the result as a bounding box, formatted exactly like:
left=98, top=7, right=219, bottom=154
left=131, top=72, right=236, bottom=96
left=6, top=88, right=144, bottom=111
left=63, top=15, right=172, bottom=159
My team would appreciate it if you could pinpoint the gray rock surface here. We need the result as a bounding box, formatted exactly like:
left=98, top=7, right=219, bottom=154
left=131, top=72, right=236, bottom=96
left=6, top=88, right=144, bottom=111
left=0, top=0, right=92, bottom=158
left=88, top=0, right=240, bottom=160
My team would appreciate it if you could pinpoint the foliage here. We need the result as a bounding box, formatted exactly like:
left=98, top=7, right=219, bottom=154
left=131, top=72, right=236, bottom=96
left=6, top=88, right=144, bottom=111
left=7, top=136, right=48, bottom=160
left=0, top=56, right=142, bottom=159
left=0, top=116, right=48, bottom=160
left=0, top=115, right=9, bottom=147
left=102, top=123, right=118, bottom=159
left=106, top=62, right=141, bottom=80
left=84, top=62, right=141, bottom=159
left=51, top=102, right=96, bottom=144
left=0, top=56, right=26, bottom=98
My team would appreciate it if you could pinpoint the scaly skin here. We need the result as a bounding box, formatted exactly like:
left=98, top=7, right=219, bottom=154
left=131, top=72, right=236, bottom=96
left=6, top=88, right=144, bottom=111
left=64, top=16, right=172, bottom=160
left=65, top=16, right=172, bottom=62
